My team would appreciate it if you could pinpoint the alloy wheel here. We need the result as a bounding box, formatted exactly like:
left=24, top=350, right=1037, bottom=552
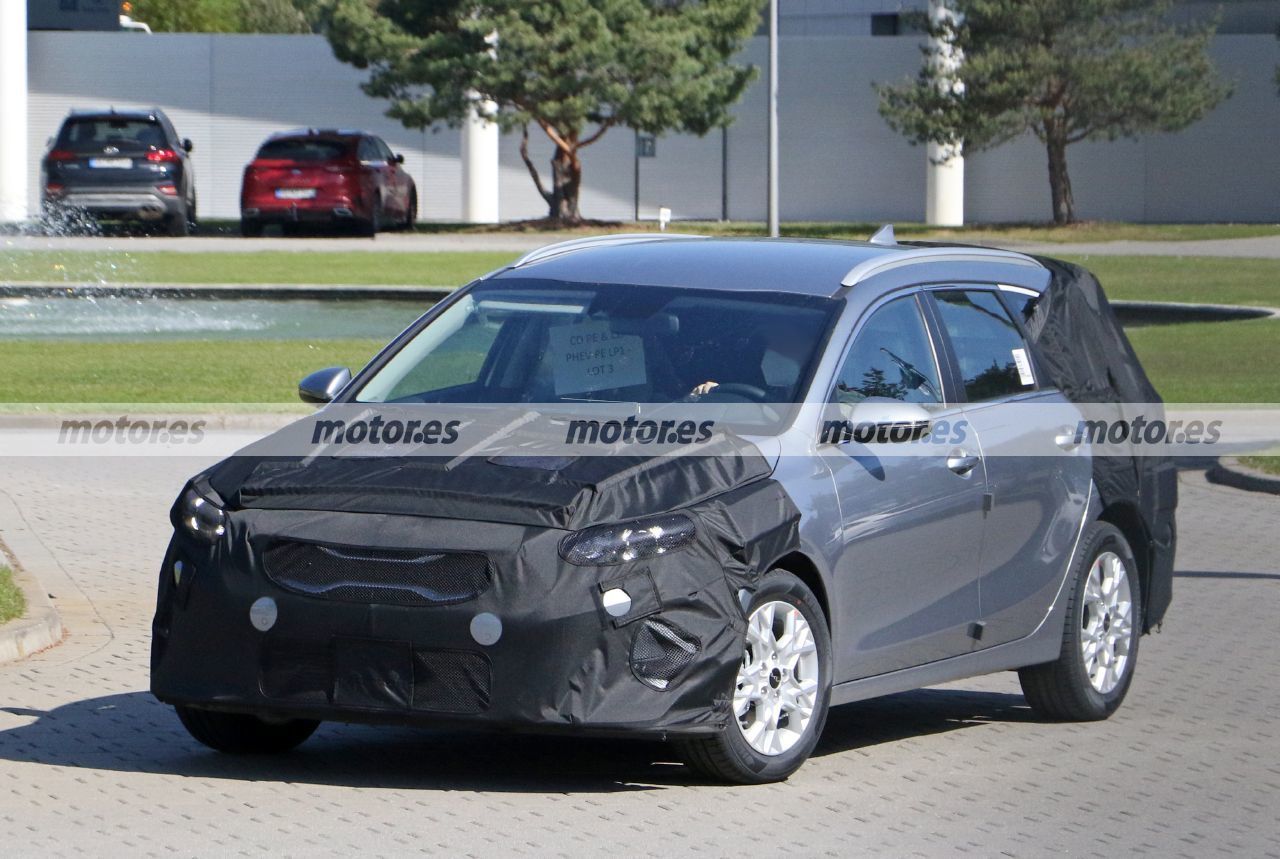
left=1080, top=550, right=1134, bottom=694
left=734, top=600, right=820, bottom=755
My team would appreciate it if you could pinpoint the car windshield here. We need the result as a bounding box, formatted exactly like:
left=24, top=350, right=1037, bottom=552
left=355, top=279, right=839, bottom=411
left=58, top=118, right=165, bottom=149
left=256, top=138, right=350, bottom=161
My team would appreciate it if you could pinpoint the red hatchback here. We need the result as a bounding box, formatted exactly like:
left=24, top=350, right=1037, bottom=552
left=240, top=130, right=417, bottom=236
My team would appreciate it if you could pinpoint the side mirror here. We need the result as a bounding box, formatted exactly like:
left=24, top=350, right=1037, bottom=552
left=828, top=398, right=932, bottom=444
left=299, top=366, right=352, bottom=404
left=393, top=152, right=405, bottom=164
left=181, top=138, right=194, bottom=153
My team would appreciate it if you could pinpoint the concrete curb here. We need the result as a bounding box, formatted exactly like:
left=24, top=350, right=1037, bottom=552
left=1109, top=300, right=1280, bottom=323
left=0, top=544, right=65, bottom=665
left=1207, top=457, right=1280, bottom=495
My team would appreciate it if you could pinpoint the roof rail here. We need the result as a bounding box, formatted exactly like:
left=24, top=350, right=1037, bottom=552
left=841, top=246, right=1043, bottom=288
left=512, top=233, right=706, bottom=268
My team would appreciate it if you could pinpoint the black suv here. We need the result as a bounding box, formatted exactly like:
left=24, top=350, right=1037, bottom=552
left=42, top=108, right=197, bottom=236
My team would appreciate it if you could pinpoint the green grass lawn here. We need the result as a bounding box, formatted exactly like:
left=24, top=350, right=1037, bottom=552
left=0, top=566, right=25, bottom=625
left=0, top=250, right=514, bottom=287
left=1060, top=257, right=1280, bottom=308
left=1124, top=318, right=1280, bottom=402
left=1239, top=457, right=1280, bottom=475
left=0, top=339, right=386, bottom=404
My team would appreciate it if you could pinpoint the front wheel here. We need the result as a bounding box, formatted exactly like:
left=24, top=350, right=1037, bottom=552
left=678, top=571, right=832, bottom=784
left=176, top=706, right=319, bottom=754
left=1018, top=521, right=1142, bottom=721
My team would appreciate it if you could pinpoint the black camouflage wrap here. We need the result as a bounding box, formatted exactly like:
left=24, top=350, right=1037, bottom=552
left=1023, top=256, right=1178, bottom=629
left=151, top=440, right=802, bottom=736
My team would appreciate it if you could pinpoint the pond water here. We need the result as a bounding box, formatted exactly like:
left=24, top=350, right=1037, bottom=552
left=0, top=294, right=435, bottom=341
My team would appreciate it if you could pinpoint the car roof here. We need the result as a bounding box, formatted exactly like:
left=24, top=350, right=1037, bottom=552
left=492, top=235, right=1044, bottom=298
left=67, top=107, right=167, bottom=122
left=267, top=128, right=367, bottom=140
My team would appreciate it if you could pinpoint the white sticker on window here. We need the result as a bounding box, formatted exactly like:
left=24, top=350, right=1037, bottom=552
left=1011, top=347, right=1035, bottom=386
left=548, top=321, right=647, bottom=396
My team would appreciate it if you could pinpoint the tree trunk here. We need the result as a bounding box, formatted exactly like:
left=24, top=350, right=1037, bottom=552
left=1045, top=130, right=1076, bottom=225
left=548, top=145, right=582, bottom=224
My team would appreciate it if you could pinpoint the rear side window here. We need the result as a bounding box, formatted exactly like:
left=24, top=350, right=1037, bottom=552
left=932, top=289, right=1036, bottom=402
left=830, top=296, right=943, bottom=405
left=58, top=118, right=165, bottom=148
left=256, top=138, right=350, bottom=161
left=358, top=138, right=388, bottom=163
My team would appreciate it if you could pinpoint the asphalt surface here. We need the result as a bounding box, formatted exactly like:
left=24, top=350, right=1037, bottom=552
left=0, top=456, right=1277, bottom=856
left=4, top=232, right=1280, bottom=257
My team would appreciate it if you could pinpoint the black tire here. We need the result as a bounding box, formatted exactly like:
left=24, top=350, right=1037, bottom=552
left=1019, top=521, right=1142, bottom=721
left=240, top=218, right=262, bottom=238
left=166, top=207, right=190, bottom=237
left=359, top=197, right=381, bottom=237
left=678, top=570, right=832, bottom=784
left=176, top=706, right=319, bottom=754
left=401, top=188, right=417, bottom=231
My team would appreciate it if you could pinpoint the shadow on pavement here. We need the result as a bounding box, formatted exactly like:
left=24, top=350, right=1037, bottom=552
left=1175, top=569, right=1280, bottom=582
left=0, top=686, right=1032, bottom=792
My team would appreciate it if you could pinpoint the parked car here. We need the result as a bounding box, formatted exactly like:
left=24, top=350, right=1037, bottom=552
left=152, top=234, right=1176, bottom=783
left=239, top=129, right=417, bottom=237
left=41, top=107, right=197, bottom=236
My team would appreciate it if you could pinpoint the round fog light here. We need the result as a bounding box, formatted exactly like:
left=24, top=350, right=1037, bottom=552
left=249, top=596, right=278, bottom=632
left=470, top=612, right=502, bottom=646
left=601, top=588, right=632, bottom=618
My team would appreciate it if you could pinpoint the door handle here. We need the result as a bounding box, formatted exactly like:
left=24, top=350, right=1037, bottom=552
left=1054, top=426, right=1081, bottom=451
left=946, top=451, right=980, bottom=476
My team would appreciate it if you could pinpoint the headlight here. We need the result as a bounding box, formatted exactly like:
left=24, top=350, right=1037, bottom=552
left=560, top=513, right=696, bottom=566
left=178, top=488, right=226, bottom=542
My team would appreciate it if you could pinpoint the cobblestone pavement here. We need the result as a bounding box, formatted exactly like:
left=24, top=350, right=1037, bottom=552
left=1, top=456, right=1278, bottom=857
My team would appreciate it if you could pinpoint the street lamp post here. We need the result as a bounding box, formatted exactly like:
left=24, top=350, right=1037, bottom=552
left=766, top=0, right=779, bottom=238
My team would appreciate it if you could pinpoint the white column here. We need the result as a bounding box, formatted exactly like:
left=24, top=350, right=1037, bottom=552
left=460, top=96, right=499, bottom=224
left=925, top=0, right=964, bottom=227
left=0, top=0, right=29, bottom=224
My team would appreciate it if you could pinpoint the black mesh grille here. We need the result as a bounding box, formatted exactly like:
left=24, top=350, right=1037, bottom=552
left=630, top=619, right=701, bottom=690
left=263, top=541, right=491, bottom=607
left=258, top=638, right=491, bottom=714
left=412, top=649, right=492, bottom=714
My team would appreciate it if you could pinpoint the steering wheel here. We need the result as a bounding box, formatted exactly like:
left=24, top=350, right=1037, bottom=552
left=701, top=382, right=769, bottom=403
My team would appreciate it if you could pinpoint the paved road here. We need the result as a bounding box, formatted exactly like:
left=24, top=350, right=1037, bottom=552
left=1, top=457, right=1278, bottom=856
left=5, top=232, right=1280, bottom=258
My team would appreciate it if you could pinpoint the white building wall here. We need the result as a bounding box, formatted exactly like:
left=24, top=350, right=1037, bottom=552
left=25, top=31, right=1280, bottom=224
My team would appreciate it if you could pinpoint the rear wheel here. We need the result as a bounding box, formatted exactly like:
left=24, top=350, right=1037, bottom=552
left=166, top=207, right=190, bottom=237
left=1019, top=522, right=1142, bottom=721
left=240, top=218, right=262, bottom=238
left=678, top=571, right=832, bottom=784
left=176, top=706, right=319, bottom=754
left=358, top=196, right=381, bottom=237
